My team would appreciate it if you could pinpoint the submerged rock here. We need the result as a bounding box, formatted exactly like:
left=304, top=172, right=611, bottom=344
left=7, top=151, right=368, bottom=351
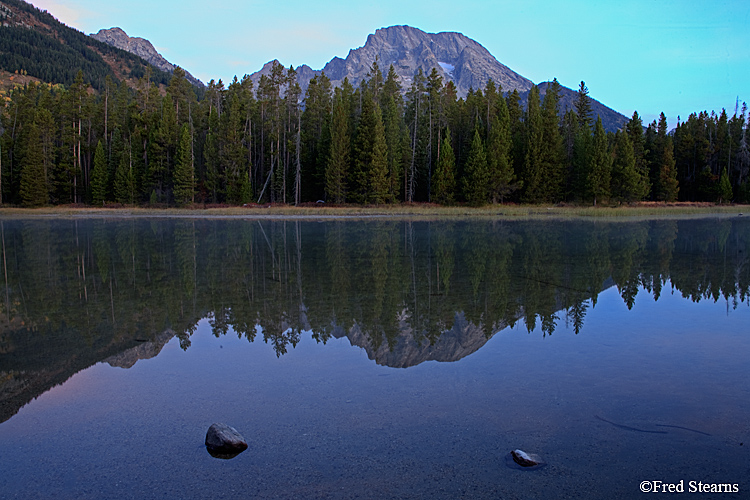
left=511, top=449, right=542, bottom=467
left=205, top=423, right=248, bottom=458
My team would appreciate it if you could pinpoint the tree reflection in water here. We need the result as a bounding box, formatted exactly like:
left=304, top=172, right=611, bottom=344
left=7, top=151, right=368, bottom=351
left=0, top=217, right=748, bottom=421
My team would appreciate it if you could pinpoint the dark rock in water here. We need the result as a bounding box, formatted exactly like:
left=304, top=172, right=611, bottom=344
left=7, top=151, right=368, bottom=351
left=205, top=423, right=248, bottom=458
left=511, top=449, right=541, bottom=467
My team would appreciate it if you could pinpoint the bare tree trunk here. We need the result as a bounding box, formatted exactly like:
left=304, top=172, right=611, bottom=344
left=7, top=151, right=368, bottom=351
left=76, top=117, right=81, bottom=203
left=295, top=111, right=301, bottom=205
left=189, top=101, right=195, bottom=203
left=409, top=94, right=419, bottom=202
left=428, top=101, right=432, bottom=202
left=104, top=86, right=108, bottom=152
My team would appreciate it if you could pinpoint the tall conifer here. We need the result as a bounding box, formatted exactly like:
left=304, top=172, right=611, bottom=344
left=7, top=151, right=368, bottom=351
left=326, top=90, right=350, bottom=203
left=540, top=79, right=565, bottom=201
left=20, top=121, right=47, bottom=207
left=522, top=86, right=543, bottom=202
left=91, top=140, right=108, bottom=205
left=462, top=128, right=489, bottom=206
left=575, top=81, right=593, bottom=131
left=367, top=104, right=389, bottom=203
left=432, top=129, right=456, bottom=204
left=611, top=130, right=648, bottom=202
left=588, top=117, right=611, bottom=205
left=173, top=124, right=195, bottom=206
left=114, top=141, right=136, bottom=204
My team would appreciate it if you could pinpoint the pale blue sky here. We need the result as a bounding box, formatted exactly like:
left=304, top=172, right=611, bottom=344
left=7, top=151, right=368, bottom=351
left=31, top=0, right=750, bottom=126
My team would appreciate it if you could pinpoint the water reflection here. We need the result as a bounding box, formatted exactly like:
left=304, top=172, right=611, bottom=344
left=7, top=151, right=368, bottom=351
left=0, top=217, right=748, bottom=423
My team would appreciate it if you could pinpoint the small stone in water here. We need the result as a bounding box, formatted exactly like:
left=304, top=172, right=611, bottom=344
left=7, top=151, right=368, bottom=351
left=205, top=423, right=248, bottom=457
left=511, top=449, right=540, bottom=467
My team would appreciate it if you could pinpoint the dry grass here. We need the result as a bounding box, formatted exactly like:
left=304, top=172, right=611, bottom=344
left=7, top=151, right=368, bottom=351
left=0, top=202, right=746, bottom=220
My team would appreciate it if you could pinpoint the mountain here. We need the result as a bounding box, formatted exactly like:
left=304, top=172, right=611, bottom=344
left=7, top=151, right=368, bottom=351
left=336, top=311, right=497, bottom=369
left=251, top=25, right=533, bottom=99
left=250, top=25, right=628, bottom=132
left=0, top=0, right=172, bottom=90
left=322, top=25, right=533, bottom=96
left=91, top=27, right=203, bottom=88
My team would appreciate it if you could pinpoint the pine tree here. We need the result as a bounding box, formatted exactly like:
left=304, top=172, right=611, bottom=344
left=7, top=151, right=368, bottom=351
left=658, top=137, right=679, bottom=202
left=107, top=127, right=123, bottom=199
left=561, top=109, right=579, bottom=199
left=654, top=113, right=679, bottom=201
left=300, top=73, right=332, bottom=201
left=626, top=111, right=650, bottom=196
left=717, top=167, right=733, bottom=203
left=462, top=128, right=489, bottom=206
left=611, top=130, right=648, bottom=202
left=575, top=81, right=593, bottom=131
left=432, top=129, right=456, bottom=204
left=381, top=65, right=403, bottom=201
left=149, top=93, right=179, bottom=201
left=588, top=117, right=611, bottom=205
left=114, top=141, right=136, bottom=204
left=572, top=123, right=593, bottom=201
left=222, top=81, right=250, bottom=205
left=173, top=124, right=195, bottom=206
left=91, top=140, right=108, bottom=205
left=326, top=90, right=350, bottom=203
left=369, top=105, right=390, bottom=204
left=487, top=96, right=519, bottom=203
left=506, top=89, right=525, bottom=181
left=19, top=121, right=48, bottom=207
left=522, top=85, right=544, bottom=202
left=539, top=79, right=565, bottom=201
left=351, top=92, right=378, bottom=203
left=203, top=107, right=221, bottom=203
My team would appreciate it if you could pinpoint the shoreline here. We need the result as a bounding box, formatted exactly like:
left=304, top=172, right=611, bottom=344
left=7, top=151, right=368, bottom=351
left=0, top=203, right=746, bottom=221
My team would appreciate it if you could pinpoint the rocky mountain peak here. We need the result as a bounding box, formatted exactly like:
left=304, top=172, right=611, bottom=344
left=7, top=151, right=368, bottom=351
left=91, top=27, right=203, bottom=87
left=249, top=25, right=533, bottom=100
left=323, top=25, right=533, bottom=97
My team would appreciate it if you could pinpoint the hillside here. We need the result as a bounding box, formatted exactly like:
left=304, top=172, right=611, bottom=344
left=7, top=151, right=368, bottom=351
left=0, top=0, right=171, bottom=90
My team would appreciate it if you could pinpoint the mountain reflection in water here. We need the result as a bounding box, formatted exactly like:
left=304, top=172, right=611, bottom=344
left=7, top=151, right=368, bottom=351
left=0, top=217, right=748, bottom=424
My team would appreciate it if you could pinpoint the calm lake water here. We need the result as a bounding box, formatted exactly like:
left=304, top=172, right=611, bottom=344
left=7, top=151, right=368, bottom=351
left=0, top=216, right=748, bottom=499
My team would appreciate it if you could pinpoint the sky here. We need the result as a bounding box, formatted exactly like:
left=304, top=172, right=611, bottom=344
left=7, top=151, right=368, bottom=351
left=29, top=0, right=750, bottom=126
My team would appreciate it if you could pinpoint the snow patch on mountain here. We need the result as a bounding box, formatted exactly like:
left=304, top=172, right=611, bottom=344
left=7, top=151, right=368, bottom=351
left=438, top=62, right=454, bottom=75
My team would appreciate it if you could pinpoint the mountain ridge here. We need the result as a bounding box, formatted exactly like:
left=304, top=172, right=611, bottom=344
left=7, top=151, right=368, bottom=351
left=249, top=25, right=534, bottom=99
left=248, top=25, right=628, bottom=131
left=91, top=27, right=204, bottom=87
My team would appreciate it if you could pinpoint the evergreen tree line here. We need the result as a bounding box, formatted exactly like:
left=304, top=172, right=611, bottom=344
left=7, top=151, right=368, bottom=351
left=2, top=61, right=749, bottom=207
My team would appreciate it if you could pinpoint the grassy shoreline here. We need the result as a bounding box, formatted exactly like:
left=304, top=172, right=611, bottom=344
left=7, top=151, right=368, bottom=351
left=0, top=202, right=746, bottom=220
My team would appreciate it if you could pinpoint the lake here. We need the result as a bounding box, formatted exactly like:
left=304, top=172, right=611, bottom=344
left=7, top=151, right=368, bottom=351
left=0, top=216, right=748, bottom=499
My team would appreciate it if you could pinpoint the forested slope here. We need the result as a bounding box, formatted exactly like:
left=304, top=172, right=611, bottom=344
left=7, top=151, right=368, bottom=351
left=0, top=0, right=171, bottom=90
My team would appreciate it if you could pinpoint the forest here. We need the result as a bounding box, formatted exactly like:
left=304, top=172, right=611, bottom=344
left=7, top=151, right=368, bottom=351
left=1, top=60, right=748, bottom=207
